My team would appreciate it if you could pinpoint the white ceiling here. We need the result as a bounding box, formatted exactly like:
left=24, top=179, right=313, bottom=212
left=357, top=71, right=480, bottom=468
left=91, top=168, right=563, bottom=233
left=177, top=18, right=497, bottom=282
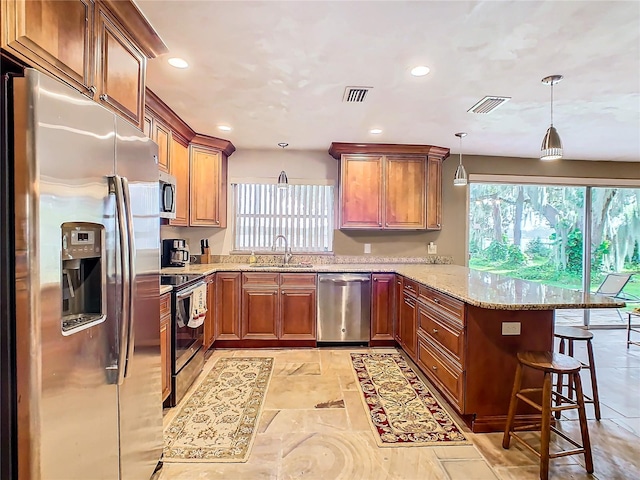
left=137, top=0, right=640, bottom=162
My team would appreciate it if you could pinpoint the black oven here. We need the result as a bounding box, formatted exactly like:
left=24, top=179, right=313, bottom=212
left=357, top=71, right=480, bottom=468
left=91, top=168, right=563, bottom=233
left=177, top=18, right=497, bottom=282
left=161, top=274, right=206, bottom=407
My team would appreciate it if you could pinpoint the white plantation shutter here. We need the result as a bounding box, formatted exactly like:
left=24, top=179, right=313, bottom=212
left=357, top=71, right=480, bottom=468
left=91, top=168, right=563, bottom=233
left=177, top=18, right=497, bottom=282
left=233, top=183, right=334, bottom=252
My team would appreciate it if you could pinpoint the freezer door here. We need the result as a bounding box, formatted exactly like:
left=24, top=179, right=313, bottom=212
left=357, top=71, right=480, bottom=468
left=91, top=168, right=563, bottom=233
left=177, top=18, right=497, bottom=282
left=114, top=117, right=162, bottom=480
left=13, top=69, right=120, bottom=480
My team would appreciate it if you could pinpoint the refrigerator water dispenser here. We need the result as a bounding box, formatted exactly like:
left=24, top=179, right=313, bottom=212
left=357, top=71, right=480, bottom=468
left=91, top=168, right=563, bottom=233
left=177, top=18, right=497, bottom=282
left=61, top=222, right=106, bottom=335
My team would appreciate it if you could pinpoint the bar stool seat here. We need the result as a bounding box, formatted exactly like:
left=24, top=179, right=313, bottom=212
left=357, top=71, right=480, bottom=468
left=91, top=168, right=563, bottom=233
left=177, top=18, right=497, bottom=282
left=503, top=351, right=594, bottom=480
left=554, top=326, right=601, bottom=420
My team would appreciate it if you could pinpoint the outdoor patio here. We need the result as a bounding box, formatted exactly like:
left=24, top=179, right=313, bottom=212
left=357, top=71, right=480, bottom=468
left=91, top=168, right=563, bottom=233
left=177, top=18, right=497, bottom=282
left=555, top=308, right=640, bottom=328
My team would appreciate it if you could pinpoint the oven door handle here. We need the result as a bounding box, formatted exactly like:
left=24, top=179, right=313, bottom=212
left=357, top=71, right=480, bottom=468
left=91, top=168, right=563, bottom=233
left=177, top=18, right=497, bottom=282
left=176, top=281, right=206, bottom=300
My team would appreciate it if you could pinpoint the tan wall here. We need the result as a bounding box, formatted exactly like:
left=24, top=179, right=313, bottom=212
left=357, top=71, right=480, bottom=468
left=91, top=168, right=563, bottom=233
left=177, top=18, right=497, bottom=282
left=165, top=149, right=640, bottom=263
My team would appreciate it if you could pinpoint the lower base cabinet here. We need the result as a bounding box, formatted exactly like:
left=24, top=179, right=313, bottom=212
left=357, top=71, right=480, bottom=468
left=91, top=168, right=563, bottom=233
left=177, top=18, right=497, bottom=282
left=371, top=273, right=395, bottom=341
left=215, top=272, right=242, bottom=340
left=160, top=292, right=171, bottom=402
left=241, top=272, right=316, bottom=341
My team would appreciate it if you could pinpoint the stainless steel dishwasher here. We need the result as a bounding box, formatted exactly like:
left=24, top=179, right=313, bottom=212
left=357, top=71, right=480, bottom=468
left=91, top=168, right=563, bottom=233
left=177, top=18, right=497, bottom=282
left=317, top=273, right=371, bottom=342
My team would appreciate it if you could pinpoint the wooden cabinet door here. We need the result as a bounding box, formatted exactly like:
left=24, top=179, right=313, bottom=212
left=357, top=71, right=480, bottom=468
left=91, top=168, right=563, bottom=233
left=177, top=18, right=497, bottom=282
left=242, top=288, right=279, bottom=340
left=394, top=276, right=402, bottom=342
left=189, top=146, right=226, bottom=227
left=340, top=155, right=383, bottom=229
left=203, top=275, right=215, bottom=348
left=1, top=0, right=94, bottom=95
left=160, top=293, right=171, bottom=402
left=169, top=138, right=189, bottom=226
left=371, top=273, right=395, bottom=341
left=426, top=156, right=442, bottom=230
left=400, top=292, right=417, bottom=360
left=215, top=272, right=241, bottom=340
left=153, top=119, right=171, bottom=173
left=280, top=288, right=316, bottom=340
left=143, top=114, right=152, bottom=138
left=95, top=3, right=145, bottom=128
left=385, top=156, right=426, bottom=229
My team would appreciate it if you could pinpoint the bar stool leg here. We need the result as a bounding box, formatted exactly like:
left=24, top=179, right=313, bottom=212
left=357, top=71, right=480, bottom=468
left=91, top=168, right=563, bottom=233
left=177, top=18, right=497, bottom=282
left=573, top=372, right=594, bottom=473
left=585, top=338, right=601, bottom=420
left=628, top=313, right=632, bottom=349
left=555, top=338, right=566, bottom=419
left=539, top=371, right=552, bottom=480
left=567, top=340, right=575, bottom=401
left=502, top=362, right=523, bottom=449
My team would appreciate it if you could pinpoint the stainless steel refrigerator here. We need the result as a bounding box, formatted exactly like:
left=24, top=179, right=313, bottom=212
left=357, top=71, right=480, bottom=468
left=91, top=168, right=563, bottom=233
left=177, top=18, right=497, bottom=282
left=5, top=68, right=162, bottom=480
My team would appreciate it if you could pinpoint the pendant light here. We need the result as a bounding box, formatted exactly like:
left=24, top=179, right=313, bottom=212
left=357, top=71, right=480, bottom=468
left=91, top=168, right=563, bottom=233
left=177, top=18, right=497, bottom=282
left=453, top=132, right=468, bottom=186
left=277, top=142, right=289, bottom=188
left=540, top=74, right=563, bottom=161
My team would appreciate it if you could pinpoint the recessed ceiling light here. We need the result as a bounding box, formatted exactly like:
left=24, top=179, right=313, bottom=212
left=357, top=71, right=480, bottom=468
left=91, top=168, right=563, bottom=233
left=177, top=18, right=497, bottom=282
left=217, top=125, right=232, bottom=132
left=369, top=128, right=383, bottom=134
left=168, top=57, right=189, bottom=69
left=410, top=65, right=430, bottom=77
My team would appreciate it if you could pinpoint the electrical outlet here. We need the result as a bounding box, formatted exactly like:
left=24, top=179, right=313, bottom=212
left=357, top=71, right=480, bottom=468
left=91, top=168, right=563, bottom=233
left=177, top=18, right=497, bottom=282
left=502, top=322, right=521, bottom=336
left=364, top=243, right=371, bottom=254
left=427, top=242, right=437, bottom=254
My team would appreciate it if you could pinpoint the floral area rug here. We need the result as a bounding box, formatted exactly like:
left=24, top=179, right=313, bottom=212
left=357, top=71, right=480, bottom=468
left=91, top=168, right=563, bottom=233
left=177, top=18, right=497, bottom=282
left=164, top=357, right=274, bottom=462
left=351, top=353, right=469, bottom=447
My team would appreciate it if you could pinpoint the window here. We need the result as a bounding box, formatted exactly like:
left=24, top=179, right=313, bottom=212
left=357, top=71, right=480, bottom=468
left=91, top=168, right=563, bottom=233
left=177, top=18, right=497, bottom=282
left=233, top=183, right=334, bottom=253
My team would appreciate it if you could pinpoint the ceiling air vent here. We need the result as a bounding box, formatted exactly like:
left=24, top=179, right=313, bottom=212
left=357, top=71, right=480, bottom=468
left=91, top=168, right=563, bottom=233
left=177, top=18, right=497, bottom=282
left=343, top=86, right=372, bottom=103
left=467, top=96, right=511, bottom=114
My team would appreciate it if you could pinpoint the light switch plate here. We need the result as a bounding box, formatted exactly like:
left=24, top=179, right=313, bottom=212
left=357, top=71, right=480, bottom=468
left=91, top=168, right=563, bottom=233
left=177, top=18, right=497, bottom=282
left=427, top=242, right=437, bottom=254
left=502, top=322, right=521, bottom=335
left=364, top=243, right=371, bottom=254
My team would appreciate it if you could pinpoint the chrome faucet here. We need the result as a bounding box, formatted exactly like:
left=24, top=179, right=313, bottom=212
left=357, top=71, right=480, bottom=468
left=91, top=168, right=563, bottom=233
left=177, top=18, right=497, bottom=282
left=272, top=234, right=292, bottom=264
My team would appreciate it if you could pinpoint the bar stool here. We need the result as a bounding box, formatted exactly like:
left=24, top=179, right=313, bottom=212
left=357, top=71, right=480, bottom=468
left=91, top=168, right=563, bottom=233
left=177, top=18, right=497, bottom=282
left=554, top=326, right=601, bottom=420
left=502, top=351, right=593, bottom=480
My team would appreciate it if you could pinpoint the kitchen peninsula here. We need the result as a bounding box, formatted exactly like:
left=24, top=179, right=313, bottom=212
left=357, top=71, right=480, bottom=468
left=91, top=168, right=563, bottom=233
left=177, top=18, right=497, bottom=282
left=161, top=261, right=623, bottom=432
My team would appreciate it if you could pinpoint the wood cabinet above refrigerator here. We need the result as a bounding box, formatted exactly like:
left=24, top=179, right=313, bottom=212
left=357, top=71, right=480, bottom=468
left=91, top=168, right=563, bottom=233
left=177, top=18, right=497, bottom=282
left=1, top=0, right=168, bottom=129
left=329, top=143, right=450, bottom=230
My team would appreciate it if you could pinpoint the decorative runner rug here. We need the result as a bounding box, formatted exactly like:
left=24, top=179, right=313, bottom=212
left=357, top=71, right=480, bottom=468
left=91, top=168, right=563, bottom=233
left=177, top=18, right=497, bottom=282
left=351, top=353, right=469, bottom=447
left=164, top=357, right=274, bottom=463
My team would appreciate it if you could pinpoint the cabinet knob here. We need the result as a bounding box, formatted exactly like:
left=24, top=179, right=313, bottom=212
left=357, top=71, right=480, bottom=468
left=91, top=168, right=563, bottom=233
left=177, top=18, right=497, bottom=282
left=432, top=365, right=438, bottom=371
left=87, top=85, right=96, bottom=96
left=433, top=328, right=438, bottom=334
left=99, top=94, right=108, bottom=101
left=378, top=222, right=382, bottom=226
left=433, top=298, right=440, bottom=304
left=437, top=223, right=441, bottom=228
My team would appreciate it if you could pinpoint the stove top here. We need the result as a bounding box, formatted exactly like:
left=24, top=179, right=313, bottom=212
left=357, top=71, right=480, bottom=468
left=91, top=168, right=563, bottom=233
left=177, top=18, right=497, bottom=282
left=161, top=274, right=204, bottom=289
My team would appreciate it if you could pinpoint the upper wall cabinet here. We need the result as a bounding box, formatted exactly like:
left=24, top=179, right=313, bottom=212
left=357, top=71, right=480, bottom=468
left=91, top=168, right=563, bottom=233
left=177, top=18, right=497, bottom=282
left=329, top=143, right=450, bottom=230
left=1, top=0, right=167, bottom=128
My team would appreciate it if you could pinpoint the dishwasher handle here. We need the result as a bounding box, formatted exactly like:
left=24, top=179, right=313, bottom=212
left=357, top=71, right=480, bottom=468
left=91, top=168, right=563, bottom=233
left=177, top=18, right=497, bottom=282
left=319, top=277, right=371, bottom=284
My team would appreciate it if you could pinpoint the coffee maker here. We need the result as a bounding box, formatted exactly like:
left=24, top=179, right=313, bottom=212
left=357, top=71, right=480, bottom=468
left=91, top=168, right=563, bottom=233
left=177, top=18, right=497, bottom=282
left=161, top=239, right=189, bottom=267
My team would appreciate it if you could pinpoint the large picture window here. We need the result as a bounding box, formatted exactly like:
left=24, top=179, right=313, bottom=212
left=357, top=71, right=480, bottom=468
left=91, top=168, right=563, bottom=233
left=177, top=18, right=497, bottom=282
left=233, top=183, right=334, bottom=253
left=468, top=179, right=640, bottom=327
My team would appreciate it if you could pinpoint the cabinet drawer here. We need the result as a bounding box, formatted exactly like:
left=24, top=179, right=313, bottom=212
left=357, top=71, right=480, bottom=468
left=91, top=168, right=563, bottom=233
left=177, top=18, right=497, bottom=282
left=403, top=278, right=418, bottom=298
left=418, top=285, right=464, bottom=324
left=280, top=273, right=316, bottom=288
left=418, top=303, right=464, bottom=364
left=417, top=334, right=464, bottom=411
left=242, top=272, right=279, bottom=287
left=160, top=292, right=171, bottom=317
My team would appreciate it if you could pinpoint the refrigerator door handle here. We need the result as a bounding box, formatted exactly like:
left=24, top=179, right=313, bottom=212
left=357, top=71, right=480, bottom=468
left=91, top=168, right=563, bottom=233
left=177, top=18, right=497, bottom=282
left=109, top=175, right=130, bottom=386
left=121, top=176, right=136, bottom=378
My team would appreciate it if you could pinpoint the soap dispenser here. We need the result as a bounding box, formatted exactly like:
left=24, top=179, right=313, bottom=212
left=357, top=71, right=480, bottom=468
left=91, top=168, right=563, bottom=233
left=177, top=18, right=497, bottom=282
left=249, top=250, right=257, bottom=265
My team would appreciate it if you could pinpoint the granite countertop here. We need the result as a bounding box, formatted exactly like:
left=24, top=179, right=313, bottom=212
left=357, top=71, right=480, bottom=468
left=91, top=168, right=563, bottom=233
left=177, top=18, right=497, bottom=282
left=160, top=263, right=625, bottom=311
left=160, top=285, right=173, bottom=295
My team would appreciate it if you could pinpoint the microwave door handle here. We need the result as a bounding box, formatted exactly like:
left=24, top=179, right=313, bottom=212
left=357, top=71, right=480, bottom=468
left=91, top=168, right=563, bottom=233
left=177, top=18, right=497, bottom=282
left=121, top=176, right=136, bottom=379
left=163, top=184, right=175, bottom=212
left=109, top=175, right=129, bottom=386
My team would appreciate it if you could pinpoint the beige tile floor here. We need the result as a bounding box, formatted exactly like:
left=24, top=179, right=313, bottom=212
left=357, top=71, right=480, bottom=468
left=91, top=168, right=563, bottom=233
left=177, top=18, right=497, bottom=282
left=153, top=329, right=640, bottom=480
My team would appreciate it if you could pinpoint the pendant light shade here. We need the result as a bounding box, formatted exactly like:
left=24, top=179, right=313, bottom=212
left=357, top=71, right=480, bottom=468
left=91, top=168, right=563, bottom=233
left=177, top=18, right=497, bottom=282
left=277, top=142, right=289, bottom=188
left=540, top=75, right=563, bottom=161
left=277, top=170, right=288, bottom=188
left=453, top=132, right=468, bottom=186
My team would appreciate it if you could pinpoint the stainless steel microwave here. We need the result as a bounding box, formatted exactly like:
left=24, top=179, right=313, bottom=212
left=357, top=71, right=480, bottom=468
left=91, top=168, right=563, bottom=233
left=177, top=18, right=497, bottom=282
left=159, top=170, right=177, bottom=219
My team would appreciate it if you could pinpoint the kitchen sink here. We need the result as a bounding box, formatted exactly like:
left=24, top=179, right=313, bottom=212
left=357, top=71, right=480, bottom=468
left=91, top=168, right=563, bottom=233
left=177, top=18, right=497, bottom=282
left=249, top=263, right=314, bottom=269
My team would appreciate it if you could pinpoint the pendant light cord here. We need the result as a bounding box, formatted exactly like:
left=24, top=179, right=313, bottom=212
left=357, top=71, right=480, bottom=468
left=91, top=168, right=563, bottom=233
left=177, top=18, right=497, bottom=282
left=550, top=81, right=554, bottom=127
left=459, top=135, right=463, bottom=166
